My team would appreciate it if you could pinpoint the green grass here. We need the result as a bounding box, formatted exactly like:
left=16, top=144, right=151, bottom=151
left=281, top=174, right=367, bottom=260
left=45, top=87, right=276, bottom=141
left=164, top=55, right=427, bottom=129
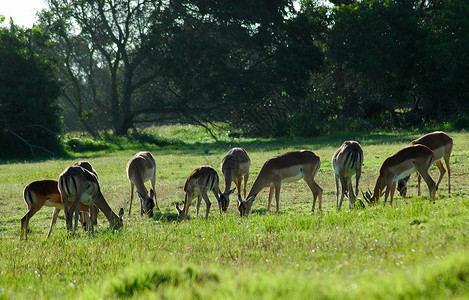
left=1, top=126, right=469, bottom=299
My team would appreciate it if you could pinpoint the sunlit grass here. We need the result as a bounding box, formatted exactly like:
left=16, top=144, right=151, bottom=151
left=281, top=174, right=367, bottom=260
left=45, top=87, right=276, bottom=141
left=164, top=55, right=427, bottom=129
left=0, top=127, right=468, bottom=299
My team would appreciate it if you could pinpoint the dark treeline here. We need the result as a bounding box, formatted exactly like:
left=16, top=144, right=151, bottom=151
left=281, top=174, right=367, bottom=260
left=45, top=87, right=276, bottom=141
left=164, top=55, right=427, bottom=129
left=1, top=0, right=468, bottom=157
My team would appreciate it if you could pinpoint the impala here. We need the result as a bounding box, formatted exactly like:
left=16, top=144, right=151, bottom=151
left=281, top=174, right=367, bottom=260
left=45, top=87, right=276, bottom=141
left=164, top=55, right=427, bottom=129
left=238, top=150, right=323, bottom=217
left=332, top=141, right=363, bottom=211
left=220, top=147, right=251, bottom=211
left=363, top=144, right=436, bottom=205
left=397, top=131, right=453, bottom=196
left=20, top=179, right=97, bottom=239
left=175, top=166, right=222, bottom=221
left=126, top=151, right=157, bottom=218
left=59, top=162, right=123, bottom=234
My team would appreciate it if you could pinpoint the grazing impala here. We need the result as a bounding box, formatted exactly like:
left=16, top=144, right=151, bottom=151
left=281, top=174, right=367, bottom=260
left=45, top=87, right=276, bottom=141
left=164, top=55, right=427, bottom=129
left=363, top=145, right=436, bottom=205
left=220, top=148, right=251, bottom=211
left=59, top=163, right=123, bottom=234
left=238, top=150, right=323, bottom=217
left=332, top=141, right=363, bottom=211
left=397, top=131, right=453, bottom=197
left=20, top=179, right=97, bottom=239
left=175, top=166, right=222, bottom=221
left=126, top=151, right=157, bottom=218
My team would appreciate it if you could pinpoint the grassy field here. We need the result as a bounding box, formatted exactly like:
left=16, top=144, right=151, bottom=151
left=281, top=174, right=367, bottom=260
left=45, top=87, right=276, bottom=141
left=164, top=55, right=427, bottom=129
left=1, top=126, right=468, bottom=299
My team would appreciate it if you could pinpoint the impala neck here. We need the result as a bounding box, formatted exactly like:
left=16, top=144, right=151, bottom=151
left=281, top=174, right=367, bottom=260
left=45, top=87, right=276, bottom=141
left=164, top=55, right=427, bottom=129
left=372, top=175, right=386, bottom=202
left=94, top=193, right=120, bottom=227
left=134, top=180, right=149, bottom=197
left=223, top=174, right=233, bottom=195
left=246, top=175, right=266, bottom=200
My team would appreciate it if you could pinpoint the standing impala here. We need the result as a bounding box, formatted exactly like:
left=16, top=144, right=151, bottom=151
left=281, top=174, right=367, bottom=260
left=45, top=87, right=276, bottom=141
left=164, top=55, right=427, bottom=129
left=332, top=141, right=363, bottom=211
left=238, top=150, right=323, bottom=217
left=363, top=144, right=436, bottom=205
left=220, top=147, right=251, bottom=212
left=59, top=163, right=123, bottom=234
left=20, top=179, right=97, bottom=239
left=397, top=131, right=453, bottom=197
left=126, top=151, right=157, bottom=218
left=175, top=166, right=222, bottom=221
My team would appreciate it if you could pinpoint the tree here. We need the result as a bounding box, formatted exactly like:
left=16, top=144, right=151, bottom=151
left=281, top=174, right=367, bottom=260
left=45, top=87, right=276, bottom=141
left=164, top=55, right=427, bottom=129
left=0, top=20, right=61, bottom=158
left=143, top=0, right=326, bottom=137
left=41, top=0, right=165, bottom=135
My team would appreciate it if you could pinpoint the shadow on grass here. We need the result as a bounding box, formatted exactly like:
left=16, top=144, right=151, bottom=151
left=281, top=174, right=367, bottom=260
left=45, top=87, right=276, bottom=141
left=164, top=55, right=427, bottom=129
left=152, top=211, right=179, bottom=223
left=1, top=129, right=447, bottom=164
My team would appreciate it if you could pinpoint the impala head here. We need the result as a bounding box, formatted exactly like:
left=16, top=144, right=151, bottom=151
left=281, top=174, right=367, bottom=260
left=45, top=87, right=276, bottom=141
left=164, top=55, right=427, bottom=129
left=175, top=201, right=188, bottom=221
left=362, top=174, right=387, bottom=204
left=112, top=208, right=125, bottom=229
left=397, top=175, right=411, bottom=197
left=137, top=189, right=155, bottom=218
left=238, top=195, right=256, bottom=217
left=220, top=188, right=236, bottom=212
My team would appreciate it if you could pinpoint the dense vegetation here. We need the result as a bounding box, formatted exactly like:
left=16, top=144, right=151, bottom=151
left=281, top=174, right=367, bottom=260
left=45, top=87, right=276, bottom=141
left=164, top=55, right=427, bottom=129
left=0, top=127, right=468, bottom=299
left=0, top=21, right=61, bottom=158
left=2, top=0, right=469, bottom=158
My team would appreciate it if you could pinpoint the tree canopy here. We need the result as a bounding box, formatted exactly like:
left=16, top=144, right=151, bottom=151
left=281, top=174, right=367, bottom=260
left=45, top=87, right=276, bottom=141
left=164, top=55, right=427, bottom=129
left=2, top=0, right=468, bottom=152
left=0, top=20, right=61, bottom=158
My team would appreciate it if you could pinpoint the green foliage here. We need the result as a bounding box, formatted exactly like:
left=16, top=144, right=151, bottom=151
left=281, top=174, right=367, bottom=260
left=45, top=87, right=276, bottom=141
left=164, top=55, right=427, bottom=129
left=0, top=22, right=62, bottom=159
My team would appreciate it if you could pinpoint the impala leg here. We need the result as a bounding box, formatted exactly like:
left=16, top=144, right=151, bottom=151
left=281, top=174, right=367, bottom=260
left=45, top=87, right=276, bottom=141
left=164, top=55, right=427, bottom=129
left=348, top=178, right=356, bottom=207
left=383, top=182, right=392, bottom=205
left=334, top=174, right=340, bottom=212
left=355, top=169, right=361, bottom=197
left=62, top=194, right=72, bottom=232
left=150, top=176, right=159, bottom=210
left=243, top=173, right=249, bottom=198
left=46, top=208, right=61, bottom=238
left=140, top=196, right=144, bottom=217
left=20, top=204, right=42, bottom=240
left=201, top=192, right=212, bottom=220
left=389, top=182, right=396, bottom=206
left=89, top=201, right=95, bottom=235
left=274, top=183, right=281, bottom=213
left=73, top=205, right=80, bottom=235
left=417, top=172, right=422, bottom=196
left=235, top=176, right=242, bottom=199
left=443, top=155, right=451, bottom=194
left=304, top=176, right=323, bottom=213
left=196, top=195, right=201, bottom=217
left=267, top=186, right=274, bottom=212
left=434, top=160, right=446, bottom=191
left=418, top=169, right=436, bottom=203
left=338, top=175, right=347, bottom=211
left=128, top=183, right=134, bottom=216
left=212, top=189, right=222, bottom=215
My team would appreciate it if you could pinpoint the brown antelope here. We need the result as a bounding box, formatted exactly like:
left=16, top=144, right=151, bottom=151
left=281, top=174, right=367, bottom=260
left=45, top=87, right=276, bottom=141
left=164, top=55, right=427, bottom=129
left=397, top=131, right=453, bottom=197
left=332, top=141, right=363, bottom=211
left=238, top=150, right=323, bottom=217
left=59, top=163, right=123, bottom=234
left=363, top=145, right=436, bottom=205
left=126, top=151, right=157, bottom=218
left=220, top=147, right=251, bottom=212
left=175, top=166, right=222, bottom=221
left=20, top=180, right=97, bottom=239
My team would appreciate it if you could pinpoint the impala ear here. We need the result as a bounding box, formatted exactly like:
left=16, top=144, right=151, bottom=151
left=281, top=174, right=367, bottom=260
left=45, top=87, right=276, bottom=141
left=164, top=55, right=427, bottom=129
left=175, top=202, right=182, bottom=213
left=118, top=208, right=124, bottom=218
left=150, top=189, right=155, bottom=199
